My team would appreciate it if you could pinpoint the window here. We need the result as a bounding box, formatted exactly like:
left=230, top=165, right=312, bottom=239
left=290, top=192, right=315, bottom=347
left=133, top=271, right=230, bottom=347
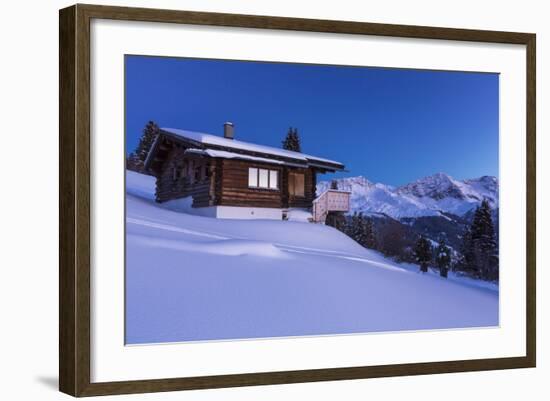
left=248, top=167, right=258, bottom=187
left=289, top=172, right=305, bottom=197
left=269, top=170, right=278, bottom=189
left=259, top=169, right=269, bottom=188
left=172, top=163, right=183, bottom=181
left=248, top=167, right=279, bottom=190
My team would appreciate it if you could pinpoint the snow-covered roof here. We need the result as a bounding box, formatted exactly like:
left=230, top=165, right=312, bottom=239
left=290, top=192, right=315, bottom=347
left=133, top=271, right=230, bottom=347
left=160, top=127, right=344, bottom=170
left=185, top=148, right=294, bottom=166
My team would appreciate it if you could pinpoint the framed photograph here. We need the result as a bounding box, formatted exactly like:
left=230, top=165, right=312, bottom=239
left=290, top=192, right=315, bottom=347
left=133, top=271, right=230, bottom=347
left=59, top=4, right=536, bottom=397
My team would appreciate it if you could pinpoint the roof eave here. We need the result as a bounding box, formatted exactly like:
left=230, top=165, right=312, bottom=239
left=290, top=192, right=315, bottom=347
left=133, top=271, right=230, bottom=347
left=155, top=129, right=346, bottom=171
left=143, top=133, right=161, bottom=172
left=307, top=161, right=346, bottom=172
left=160, top=130, right=205, bottom=149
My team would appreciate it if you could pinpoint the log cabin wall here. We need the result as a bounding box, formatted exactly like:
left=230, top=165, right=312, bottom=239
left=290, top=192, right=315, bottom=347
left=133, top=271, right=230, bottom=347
left=218, top=160, right=317, bottom=209
left=155, top=148, right=213, bottom=207
left=155, top=149, right=319, bottom=210
left=219, top=159, right=283, bottom=208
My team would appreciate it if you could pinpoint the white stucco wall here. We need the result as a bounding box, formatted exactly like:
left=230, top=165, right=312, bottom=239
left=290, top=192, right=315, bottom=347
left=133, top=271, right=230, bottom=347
left=215, top=206, right=283, bottom=220
left=163, top=197, right=283, bottom=220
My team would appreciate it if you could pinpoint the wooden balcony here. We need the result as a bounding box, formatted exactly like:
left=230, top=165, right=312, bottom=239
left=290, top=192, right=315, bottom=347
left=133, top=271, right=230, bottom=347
left=312, top=189, right=351, bottom=223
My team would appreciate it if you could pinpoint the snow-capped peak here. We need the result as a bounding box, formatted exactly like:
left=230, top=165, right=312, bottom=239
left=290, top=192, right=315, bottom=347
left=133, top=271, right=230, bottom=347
left=397, top=172, right=469, bottom=200
left=327, top=176, right=373, bottom=188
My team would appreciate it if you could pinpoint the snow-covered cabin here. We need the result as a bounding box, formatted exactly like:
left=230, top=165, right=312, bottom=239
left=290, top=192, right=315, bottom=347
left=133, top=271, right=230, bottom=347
left=144, top=123, right=348, bottom=220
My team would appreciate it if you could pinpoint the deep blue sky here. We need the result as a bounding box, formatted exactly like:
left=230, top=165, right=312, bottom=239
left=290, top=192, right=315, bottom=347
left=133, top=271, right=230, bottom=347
left=125, top=55, right=498, bottom=186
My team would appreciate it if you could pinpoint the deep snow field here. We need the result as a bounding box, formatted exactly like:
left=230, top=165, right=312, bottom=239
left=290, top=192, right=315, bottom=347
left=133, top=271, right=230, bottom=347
left=125, top=171, right=498, bottom=344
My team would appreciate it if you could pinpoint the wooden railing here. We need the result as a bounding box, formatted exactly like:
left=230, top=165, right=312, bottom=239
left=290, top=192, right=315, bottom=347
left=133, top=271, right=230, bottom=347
left=312, top=190, right=351, bottom=223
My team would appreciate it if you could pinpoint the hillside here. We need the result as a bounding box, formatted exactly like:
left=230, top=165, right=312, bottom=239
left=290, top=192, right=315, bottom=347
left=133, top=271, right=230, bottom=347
left=125, top=171, right=498, bottom=344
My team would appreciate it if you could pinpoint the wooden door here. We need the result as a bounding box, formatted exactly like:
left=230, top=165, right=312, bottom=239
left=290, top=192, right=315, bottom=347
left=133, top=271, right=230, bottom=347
left=288, top=172, right=305, bottom=197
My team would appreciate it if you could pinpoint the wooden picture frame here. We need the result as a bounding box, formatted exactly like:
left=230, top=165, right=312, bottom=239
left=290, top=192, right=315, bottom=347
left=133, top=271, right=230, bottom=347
left=59, top=3, right=536, bottom=397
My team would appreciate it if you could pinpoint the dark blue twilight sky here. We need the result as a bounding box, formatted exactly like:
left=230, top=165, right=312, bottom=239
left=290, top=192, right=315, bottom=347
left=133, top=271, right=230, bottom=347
left=125, top=55, right=499, bottom=186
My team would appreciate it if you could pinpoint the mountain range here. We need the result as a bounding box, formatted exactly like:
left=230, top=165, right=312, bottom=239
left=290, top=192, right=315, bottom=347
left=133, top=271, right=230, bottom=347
left=318, top=173, right=498, bottom=220
left=317, top=173, right=499, bottom=253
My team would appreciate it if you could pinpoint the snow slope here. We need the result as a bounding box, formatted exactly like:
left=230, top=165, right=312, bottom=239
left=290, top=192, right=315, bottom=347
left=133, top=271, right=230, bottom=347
left=318, top=173, right=498, bottom=219
left=125, top=171, right=498, bottom=344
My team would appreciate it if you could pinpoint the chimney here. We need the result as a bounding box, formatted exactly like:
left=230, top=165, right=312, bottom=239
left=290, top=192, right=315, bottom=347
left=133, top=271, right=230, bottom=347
left=223, top=122, right=234, bottom=140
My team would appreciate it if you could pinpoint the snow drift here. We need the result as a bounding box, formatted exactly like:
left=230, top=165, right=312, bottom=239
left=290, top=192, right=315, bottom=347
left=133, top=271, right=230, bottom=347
left=125, top=170, right=498, bottom=344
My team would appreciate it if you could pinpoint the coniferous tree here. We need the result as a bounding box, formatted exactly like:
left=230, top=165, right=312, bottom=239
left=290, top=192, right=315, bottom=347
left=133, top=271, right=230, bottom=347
left=342, top=213, right=353, bottom=238
left=457, top=227, right=475, bottom=274
left=282, top=127, right=302, bottom=152
left=363, top=218, right=378, bottom=250
left=414, top=235, right=432, bottom=273
left=351, top=212, right=364, bottom=243
left=330, top=180, right=339, bottom=190
left=356, top=214, right=369, bottom=247
left=470, top=199, right=498, bottom=280
left=126, top=120, right=160, bottom=173
left=456, top=199, right=498, bottom=281
left=325, top=211, right=347, bottom=232
left=126, top=152, right=141, bottom=171
left=343, top=213, right=378, bottom=250
left=345, top=212, right=362, bottom=244
left=435, top=239, right=452, bottom=278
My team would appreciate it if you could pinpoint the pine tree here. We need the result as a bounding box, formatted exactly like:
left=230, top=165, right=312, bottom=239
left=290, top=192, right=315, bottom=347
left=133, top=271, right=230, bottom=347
left=414, top=235, right=432, bottom=273
left=435, top=239, right=452, bottom=278
left=282, top=127, right=302, bottom=152
left=363, top=218, right=378, bottom=250
left=353, top=212, right=365, bottom=244
left=126, top=120, right=160, bottom=173
left=456, top=199, right=498, bottom=281
left=126, top=152, right=141, bottom=172
left=469, top=199, right=498, bottom=280
left=325, top=211, right=346, bottom=232
left=343, top=213, right=378, bottom=250
left=457, top=227, right=475, bottom=274
left=345, top=212, right=362, bottom=243
left=356, top=214, right=369, bottom=247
